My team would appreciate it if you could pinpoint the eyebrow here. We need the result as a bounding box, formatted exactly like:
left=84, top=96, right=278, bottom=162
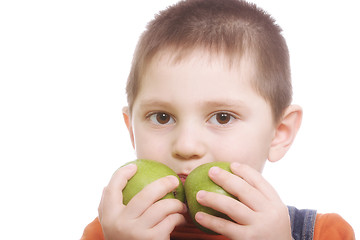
left=138, top=99, right=247, bottom=111
left=201, top=100, right=246, bottom=109
left=138, top=100, right=174, bottom=110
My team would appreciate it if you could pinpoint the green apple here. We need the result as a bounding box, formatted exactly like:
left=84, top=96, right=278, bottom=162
left=122, top=159, right=185, bottom=205
left=185, top=161, right=235, bottom=234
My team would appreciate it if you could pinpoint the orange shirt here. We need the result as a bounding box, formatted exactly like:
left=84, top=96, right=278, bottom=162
left=81, top=213, right=355, bottom=240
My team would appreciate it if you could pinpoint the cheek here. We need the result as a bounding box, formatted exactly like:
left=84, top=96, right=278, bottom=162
left=133, top=129, right=170, bottom=161
left=212, top=133, right=270, bottom=171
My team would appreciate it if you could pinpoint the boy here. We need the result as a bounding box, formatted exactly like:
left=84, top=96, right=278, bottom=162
left=82, top=0, right=354, bottom=239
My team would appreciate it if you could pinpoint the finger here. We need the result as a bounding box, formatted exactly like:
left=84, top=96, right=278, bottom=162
left=153, top=213, right=186, bottom=238
left=107, top=163, right=138, bottom=192
left=195, top=211, right=246, bottom=239
left=99, top=164, right=137, bottom=222
left=230, top=163, right=281, bottom=202
left=124, top=175, right=180, bottom=219
left=196, top=190, right=254, bottom=225
left=141, top=199, right=187, bottom=228
left=104, top=163, right=137, bottom=206
left=98, top=187, right=105, bottom=221
left=208, top=166, right=266, bottom=211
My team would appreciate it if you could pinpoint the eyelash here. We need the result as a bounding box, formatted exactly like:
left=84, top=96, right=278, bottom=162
left=207, top=111, right=238, bottom=126
left=146, top=111, right=239, bottom=126
left=146, top=112, right=176, bottom=126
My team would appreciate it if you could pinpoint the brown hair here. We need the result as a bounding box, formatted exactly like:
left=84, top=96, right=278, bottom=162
left=126, top=0, right=292, bottom=123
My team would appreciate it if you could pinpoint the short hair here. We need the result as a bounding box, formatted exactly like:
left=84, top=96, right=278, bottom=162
left=126, top=0, right=292, bottom=123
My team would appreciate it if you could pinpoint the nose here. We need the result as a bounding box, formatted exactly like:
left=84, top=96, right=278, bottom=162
left=171, top=122, right=206, bottom=161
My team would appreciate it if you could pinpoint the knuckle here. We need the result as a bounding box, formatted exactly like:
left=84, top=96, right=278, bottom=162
left=165, top=213, right=185, bottom=229
left=161, top=175, right=177, bottom=188
left=160, top=199, right=185, bottom=214
left=226, top=196, right=240, bottom=212
left=210, top=217, right=227, bottom=232
left=159, top=176, right=172, bottom=187
left=221, top=173, right=233, bottom=186
left=102, top=185, right=117, bottom=200
left=157, top=198, right=175, bottom=209
left=168, top=199, right=182, bottom=210
left=150, top=176, right=178, bottom=194
left=242, top=184, right=256, bottom=197
left=103, top=185, right=112, bottom=195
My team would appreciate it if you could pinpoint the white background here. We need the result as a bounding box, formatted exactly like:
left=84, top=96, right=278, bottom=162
left=0, top=0, right=359, bottom=239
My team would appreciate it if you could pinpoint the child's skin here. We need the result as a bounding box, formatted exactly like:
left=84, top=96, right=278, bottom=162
left=98, top=49, right=302, bottom=240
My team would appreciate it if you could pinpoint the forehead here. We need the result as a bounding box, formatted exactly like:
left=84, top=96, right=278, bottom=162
left=140, top=47, right=258, bottom=92
left=140, top=47, right=260, bottom=92
left=136, top=48, right=266, bottom=108
left=147, top=46, right=254, bottom=73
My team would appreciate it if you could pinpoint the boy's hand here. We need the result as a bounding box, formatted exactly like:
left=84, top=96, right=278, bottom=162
left=195, top=162, right=292, bottom=240
left=98, top=164, right=187, bottom=240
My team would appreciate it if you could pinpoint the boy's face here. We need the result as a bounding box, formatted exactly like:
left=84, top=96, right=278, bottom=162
left=125, top=49, right=277, bottom=178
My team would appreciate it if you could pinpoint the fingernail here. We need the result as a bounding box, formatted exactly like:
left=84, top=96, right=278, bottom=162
left=209, top=166, right=220, bottom=176
left=167, top=175, right=179, bottom=186
left=197, top=190, right=207, bottom=200
left=195, top=212, right=205, bottom=221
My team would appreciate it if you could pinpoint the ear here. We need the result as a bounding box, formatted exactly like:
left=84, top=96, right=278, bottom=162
left=268, top=105, right=303, bottom=162
left=122, top=106, right=135, bottom=149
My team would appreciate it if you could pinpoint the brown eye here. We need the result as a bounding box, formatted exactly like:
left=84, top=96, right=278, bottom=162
left=216, top=113, right=231, bottom=124
left=156, top=113, right=170, bottom=124
left=149, top=112, right=175, bottom=125
left=208, top=112, right=236, bottom=126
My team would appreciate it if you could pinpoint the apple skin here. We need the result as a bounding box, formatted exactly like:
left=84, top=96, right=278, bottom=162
left=184, top=161, right=236, bottom=235
left=122, top=159, right=185, bottom=205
